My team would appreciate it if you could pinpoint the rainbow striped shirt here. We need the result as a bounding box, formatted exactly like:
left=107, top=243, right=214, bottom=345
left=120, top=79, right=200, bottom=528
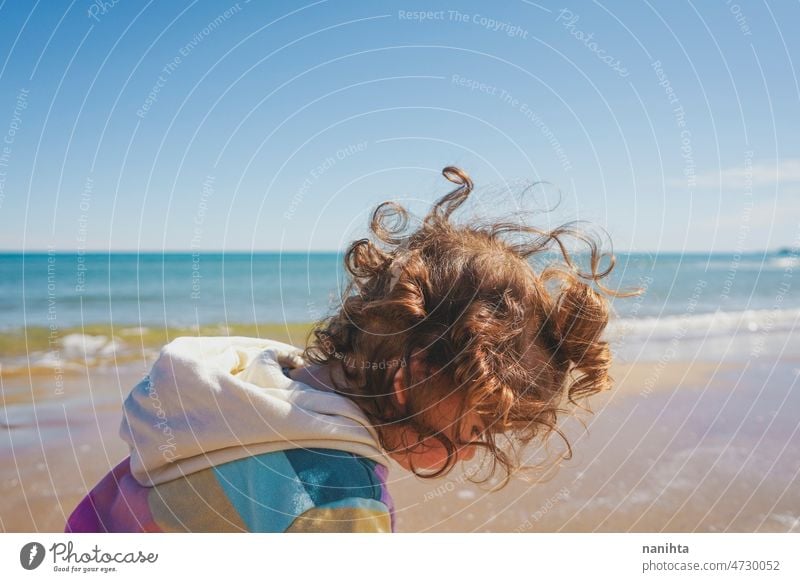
left=65, top=448, right=395, bottom=533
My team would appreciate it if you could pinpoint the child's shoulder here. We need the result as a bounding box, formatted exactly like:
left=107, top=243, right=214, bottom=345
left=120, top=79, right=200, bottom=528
left=210, top=448, right=393, bottom=532
left=216, top=448, right=386, bottom=504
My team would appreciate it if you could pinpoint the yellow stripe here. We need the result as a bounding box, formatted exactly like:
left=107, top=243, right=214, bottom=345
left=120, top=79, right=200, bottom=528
left=148, top=469, right=247, bottom=532
left=286, top=506, right=391, bottom=533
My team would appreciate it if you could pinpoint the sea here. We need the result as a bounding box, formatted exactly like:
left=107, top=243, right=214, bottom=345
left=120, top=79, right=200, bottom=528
left=0, top=251, right=797, bottom=373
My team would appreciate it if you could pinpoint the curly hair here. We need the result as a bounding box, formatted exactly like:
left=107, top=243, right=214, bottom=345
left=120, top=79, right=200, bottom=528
left=300, top=166, right=639, bottom=488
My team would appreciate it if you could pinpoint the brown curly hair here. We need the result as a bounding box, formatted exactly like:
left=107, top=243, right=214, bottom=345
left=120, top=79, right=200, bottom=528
left=300, top=166, right=638, bottom=487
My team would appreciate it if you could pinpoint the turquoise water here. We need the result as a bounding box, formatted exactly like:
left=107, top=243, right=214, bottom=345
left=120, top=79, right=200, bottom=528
left=1, top=251, right=797, bottom=325
left=0, top=252, right=347, bottom=329
left=0, top=251, right=797, bottom=363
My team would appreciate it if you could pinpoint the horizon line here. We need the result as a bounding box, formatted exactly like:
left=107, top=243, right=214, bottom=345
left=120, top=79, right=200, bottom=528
left=0, top=247, right=796, bottom=255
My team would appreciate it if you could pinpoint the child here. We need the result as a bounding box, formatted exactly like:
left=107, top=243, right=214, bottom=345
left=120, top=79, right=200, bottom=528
left=65, top=166, right=627, bottom=533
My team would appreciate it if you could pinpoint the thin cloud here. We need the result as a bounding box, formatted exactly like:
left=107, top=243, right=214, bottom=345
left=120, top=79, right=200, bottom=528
left=679, top=158, right=800, bottom=189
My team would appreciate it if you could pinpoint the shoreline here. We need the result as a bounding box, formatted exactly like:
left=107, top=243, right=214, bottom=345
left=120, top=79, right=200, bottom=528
left=0, top=323, right=315, bottom=380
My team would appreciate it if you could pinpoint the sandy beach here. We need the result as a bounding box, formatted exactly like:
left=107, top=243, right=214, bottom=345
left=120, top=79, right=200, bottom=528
left=2, top=351, right=798, bottom=533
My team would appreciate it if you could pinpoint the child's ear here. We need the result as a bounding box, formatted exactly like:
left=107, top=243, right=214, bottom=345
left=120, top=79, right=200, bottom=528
left=392, top=364, right=408, bottom=407
left=392, top=349, right=427, bottom=408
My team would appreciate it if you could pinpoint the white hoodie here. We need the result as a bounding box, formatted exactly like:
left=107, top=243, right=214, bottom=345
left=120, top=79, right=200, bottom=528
left=119, top=336, right=390, bottom=487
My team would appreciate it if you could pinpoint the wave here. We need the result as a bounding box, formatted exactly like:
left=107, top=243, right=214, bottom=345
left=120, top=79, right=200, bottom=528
left=2, top=310, right=796, bottom=376
left=607, top=308, right=800, bottom=362
left=607, top=307, right=800, bottom=342
left=0, top=323, right=312, bottom=377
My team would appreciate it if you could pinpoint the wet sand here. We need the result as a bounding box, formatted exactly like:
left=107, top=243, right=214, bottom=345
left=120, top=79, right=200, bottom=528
left=2, top=357, right=799, bottom=532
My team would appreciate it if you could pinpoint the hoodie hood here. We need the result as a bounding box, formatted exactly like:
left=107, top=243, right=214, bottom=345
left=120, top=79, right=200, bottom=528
left=120, top=336, right=390, bottom=486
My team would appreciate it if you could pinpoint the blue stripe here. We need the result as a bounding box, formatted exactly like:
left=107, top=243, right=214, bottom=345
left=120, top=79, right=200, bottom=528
left=212, top=452, right=314, bottom=532
left=283, top=448, right=383, bottom=506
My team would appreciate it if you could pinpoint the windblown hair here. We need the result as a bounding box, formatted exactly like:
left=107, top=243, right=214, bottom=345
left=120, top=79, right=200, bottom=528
left=301, top=166, right=638, bottom=487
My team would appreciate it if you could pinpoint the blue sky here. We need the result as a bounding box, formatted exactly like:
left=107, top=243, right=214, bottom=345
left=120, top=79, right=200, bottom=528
left=0, top=0, right=797, bottom=252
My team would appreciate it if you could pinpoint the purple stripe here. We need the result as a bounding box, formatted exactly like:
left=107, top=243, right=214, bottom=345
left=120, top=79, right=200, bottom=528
left=64, top=457, right=161, bottom=533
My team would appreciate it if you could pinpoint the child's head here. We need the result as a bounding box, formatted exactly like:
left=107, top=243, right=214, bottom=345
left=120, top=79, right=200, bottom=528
left=302, top=166, right=632, bottom=485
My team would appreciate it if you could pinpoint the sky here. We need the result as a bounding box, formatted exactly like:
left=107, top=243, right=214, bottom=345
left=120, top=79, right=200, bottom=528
left=0, top=0, right=798, bottom=253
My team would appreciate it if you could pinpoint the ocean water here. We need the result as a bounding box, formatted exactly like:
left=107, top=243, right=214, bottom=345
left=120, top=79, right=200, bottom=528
left=0, top=251, right=797, bottom=368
